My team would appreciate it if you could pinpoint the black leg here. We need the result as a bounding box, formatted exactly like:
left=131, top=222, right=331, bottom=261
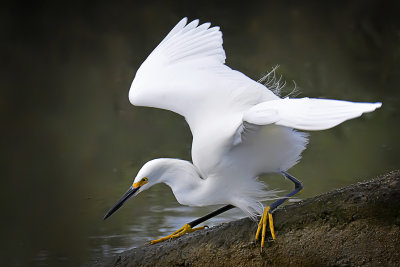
left=150, top=204, right=236, bottom=244
left=269, top=171, right=303, bottom=211
left=188, top=204, right=235, bottom=228
left=189, top=172, right=302, bottom=228
left=152, top=173, right=302, bottom=245
left=189, top=172, right=302, bottom=227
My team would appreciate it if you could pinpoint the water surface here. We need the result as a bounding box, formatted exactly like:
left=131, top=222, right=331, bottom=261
left=2, top=1, right=399, bottom=266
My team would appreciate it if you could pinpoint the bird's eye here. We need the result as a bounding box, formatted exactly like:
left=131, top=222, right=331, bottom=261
left=142, top=177, right=148, bottom=182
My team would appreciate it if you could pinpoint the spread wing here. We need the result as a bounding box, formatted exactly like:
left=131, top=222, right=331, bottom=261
left=243, top=98, right=382, bottom=130
left=128, top=18, right=382, bottom=147
left=128, top=18, right=278, bottom=131
left=234, top=97, right=382, bottom=145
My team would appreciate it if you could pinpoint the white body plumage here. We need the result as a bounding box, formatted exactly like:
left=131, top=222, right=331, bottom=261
left=127, top=18, right=381, bottom=217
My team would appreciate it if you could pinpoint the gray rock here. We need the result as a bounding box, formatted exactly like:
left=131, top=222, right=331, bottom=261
left=92, top=170, right=400, bottom=266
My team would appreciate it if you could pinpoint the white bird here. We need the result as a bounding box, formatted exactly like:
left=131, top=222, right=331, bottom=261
left=104, top=18, right=381, bottom=247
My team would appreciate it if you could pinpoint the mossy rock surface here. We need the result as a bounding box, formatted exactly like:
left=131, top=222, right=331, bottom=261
left=92, top=170, right=400, bottom=266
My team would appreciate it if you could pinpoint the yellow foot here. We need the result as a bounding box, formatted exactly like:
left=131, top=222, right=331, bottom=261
left=255, top=206, right=276, bottom=248
left=150, top=224, right=206, bottom=245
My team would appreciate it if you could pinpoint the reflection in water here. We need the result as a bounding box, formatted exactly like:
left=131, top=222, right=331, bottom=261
left=2, top=1, right=399, bottom=266
left=89, top=203, right=244, bottom=262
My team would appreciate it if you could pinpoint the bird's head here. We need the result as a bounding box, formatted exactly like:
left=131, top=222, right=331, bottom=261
left=103, top=159, right=169, bottom=220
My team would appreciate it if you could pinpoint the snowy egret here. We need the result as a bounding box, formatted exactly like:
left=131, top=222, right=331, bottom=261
left=104, top=18, right=381, bottom=248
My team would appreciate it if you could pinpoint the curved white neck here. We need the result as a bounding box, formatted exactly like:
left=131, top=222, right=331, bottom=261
left=157, top=159, right=208, bottom=206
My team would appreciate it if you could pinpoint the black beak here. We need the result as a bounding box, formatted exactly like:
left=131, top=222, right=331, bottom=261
left=103, top=186, right=139, bottom=220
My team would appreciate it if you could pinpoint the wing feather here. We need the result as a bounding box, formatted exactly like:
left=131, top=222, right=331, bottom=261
left=129, top=18, right=274, bottom=130
left=159, top=17, right=188, bottom=45
left=233, top=98, right=381, bottom=145
left=129, top=18, right=381, bottom=147
left=154, top=19, right=225, bottom=65
left=243, top=98, right=382, bottom=131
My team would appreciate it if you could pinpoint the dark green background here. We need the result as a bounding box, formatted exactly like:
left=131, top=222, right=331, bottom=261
left=1, top=1, right=399, bottom=266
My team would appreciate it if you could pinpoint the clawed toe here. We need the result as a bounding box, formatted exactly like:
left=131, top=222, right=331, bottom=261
left=255, top=206, right=275, bottom=248
left=150, top=224, right=206, bottom=245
